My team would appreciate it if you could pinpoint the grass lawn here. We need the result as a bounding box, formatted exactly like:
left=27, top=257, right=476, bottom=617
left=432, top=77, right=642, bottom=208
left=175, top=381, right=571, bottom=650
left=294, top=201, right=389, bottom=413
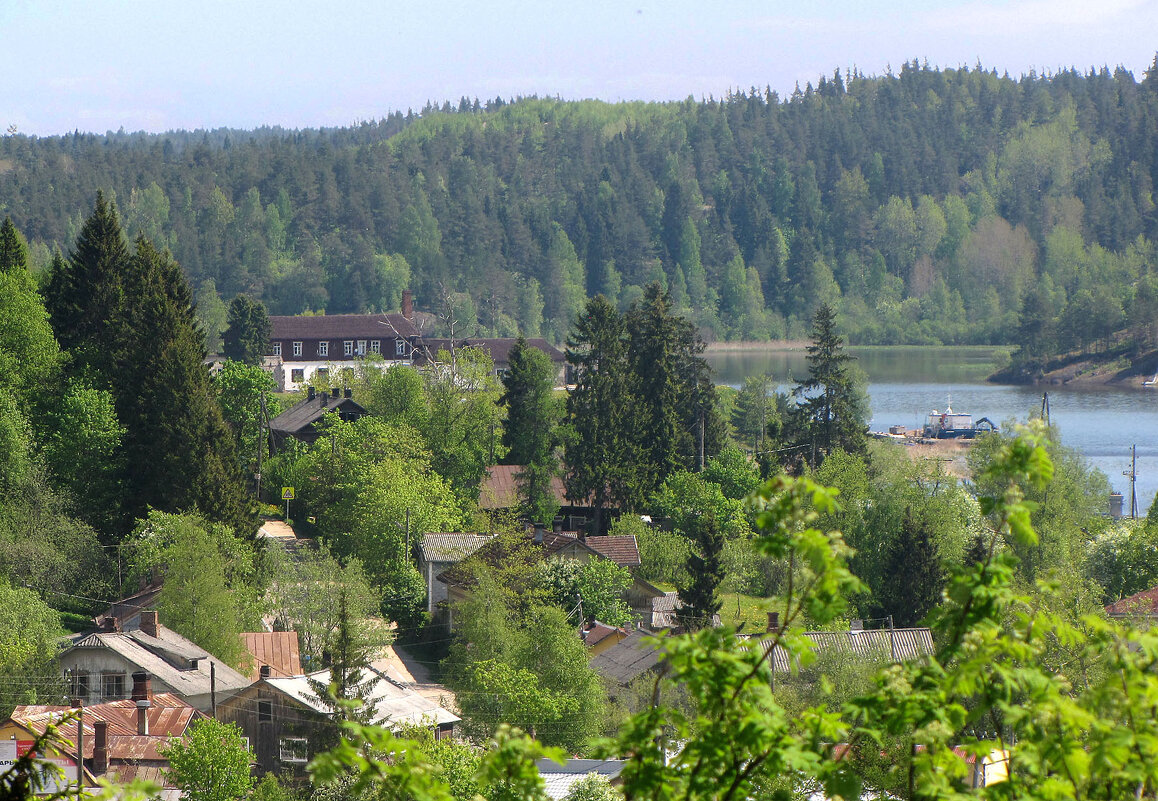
left=718, top=592, right=780, bottom=631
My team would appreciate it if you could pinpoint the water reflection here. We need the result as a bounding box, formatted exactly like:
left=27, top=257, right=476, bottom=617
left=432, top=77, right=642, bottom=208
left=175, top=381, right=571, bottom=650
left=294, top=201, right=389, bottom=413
left=707, top=347, right=1158, bottom=514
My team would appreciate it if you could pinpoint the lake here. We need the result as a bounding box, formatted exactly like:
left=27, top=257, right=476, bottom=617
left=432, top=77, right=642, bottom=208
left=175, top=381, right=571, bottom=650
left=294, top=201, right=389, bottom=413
left=707, top=346, right=1158, bottom=516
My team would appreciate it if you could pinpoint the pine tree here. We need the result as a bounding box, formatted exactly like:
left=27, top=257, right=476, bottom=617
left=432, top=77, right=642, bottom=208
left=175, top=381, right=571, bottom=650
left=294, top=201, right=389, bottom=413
left=790, top=303, right=866, bottom=462
left=876, top=508, right=944, bottom=627
left=222, top=295, right=271, bottom=364
left=677, top=513, right=724, bottom=631
left=500, top=338, right=560, bottom=522
left=0, top=217, right=28, bottom=275
left=564, top=295, right=641, bottom=529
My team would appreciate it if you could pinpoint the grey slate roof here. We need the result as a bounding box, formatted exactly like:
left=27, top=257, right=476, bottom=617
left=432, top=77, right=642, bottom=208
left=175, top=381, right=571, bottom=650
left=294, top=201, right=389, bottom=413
left=269, top=313, right=420, bottom=340
left=268, top=394, right=369, bottom=435
left=536, top=759, right=625, bottom=800
left=419, top=533, right=494, bottom=565
left=589, top=630, right=665, bottom=687
left=753, top=627, right=935, bottom=673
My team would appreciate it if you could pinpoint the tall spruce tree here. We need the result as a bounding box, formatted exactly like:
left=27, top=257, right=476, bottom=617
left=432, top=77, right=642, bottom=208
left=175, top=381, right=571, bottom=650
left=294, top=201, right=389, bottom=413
left=0, top=218, right=28, bottom=275
left=222, top=295, right=271, bottom=364
left=790, top=302, right=866, bottom=463
left=500, top=337, right=560, bottom=522
left=677, top=513, right=724, bottom=631
left=875, top=508, right=945, bottom=627
left=564, top=295, right=641, bottom=529
left=44, top=195, right=250, bottom=536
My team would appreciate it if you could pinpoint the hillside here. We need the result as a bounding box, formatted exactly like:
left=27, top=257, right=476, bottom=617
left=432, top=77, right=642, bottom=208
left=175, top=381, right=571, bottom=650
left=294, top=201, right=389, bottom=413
left=2, top=61, right=1158, bottom=352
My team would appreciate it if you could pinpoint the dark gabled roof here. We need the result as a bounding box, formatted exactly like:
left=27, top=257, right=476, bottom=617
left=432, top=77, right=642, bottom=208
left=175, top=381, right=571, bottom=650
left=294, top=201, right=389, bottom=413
left=418, top=338, right=565, bottom=365
left=268, top=393, right=369, bottom=435
left=436, top=530, right=638, bottom=588
left=479, top=465, right=569, bottom=509
left=589, top=630, right=665, bottom=686
left=269, top=313, right=420, bottom=340
left=584, top=534, right=640, bottom=567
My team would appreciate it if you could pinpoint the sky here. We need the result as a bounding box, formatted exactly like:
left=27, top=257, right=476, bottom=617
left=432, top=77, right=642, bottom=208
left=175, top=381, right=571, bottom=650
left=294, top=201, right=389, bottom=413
left=3, top=0, right=1158, bottom=137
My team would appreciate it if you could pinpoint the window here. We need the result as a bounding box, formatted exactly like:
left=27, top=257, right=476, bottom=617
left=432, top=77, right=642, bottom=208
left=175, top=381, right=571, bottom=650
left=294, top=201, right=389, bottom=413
left=258, top=700, right=272, bottom=723
left=356, top=340, right=367, bottom=356
left=279, top=737, right=309, bottom=764
left=395, top=339, right=407, bottom=357
left=291, top=368, right=304, bottom=384
left=316, top=368, right=329, bottom=382
left=101, top=672, right=125, bottom=701
left=344, top=340, right=354, bottom=356
left=370, top=340, right=381, bottom=354
left=272, top=342, right=282, bottom=357
left=68, top=670, right=90, bottom=702
left=292, top=341, right=303, bottom=357
left=317, top=341, right=328, bottom=357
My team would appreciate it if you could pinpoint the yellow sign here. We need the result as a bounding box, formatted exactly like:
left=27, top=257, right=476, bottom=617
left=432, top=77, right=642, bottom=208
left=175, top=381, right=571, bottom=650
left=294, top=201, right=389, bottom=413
left=281, top=487, right=295, bottom=500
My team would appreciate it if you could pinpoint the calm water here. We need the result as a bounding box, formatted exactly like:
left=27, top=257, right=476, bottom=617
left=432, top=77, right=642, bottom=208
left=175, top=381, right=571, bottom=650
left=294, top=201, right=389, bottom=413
left=707, top=347, right=1158, bottom=515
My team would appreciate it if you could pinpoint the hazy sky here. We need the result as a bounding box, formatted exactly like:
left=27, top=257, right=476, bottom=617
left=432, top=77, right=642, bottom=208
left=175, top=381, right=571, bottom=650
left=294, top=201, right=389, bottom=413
left=4, top=0, right=1157, bottom=136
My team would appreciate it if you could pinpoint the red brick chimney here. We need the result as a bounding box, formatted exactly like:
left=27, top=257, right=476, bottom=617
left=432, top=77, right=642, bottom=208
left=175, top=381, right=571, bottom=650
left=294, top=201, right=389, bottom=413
left=401, top=290, right=414, bottom=320
left=767, top=611, right=780, bottom=633
left=93, top=721, right=109, bottom=774
left=139, top=610, right=158, bottom=638
left=130, top=671, right=152, bottom=704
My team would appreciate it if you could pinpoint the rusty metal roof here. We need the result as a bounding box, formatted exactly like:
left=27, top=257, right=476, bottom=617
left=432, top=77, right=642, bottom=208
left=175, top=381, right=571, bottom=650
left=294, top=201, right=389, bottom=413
left=241, top=632, right=302, bottom=680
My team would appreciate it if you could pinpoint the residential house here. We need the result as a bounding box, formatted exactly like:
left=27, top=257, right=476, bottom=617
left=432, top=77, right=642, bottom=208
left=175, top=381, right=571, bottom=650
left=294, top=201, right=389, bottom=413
left=436, top=528, right=663, bottom=627
left=535, top=759, right=625, bottom=800
left=218, top=666, right=458, bottom=776
left=417, top=338, right=566, bottom=385
left=1105, top=585, right=1158, bottom=619
left=579, top=621, right=629, bottom=656
left=267, top=298, right=422, bottom=391
left=0, top=671, right=202, bottom=797
left=267, top=386, right=369, bottom=453
left=648, top=592, right=722, bottom=631
left=418, top=533, right=494, bottom=614
left=588, top=629, right=665, bottom=689
left=478, top=465, right=595, bottom=531
left=57, top=611, right=251, bottom=713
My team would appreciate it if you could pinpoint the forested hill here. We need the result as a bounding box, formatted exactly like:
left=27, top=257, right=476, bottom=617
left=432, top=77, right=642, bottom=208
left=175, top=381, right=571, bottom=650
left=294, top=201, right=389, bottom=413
left=3, top=60, right=1158, bottom=349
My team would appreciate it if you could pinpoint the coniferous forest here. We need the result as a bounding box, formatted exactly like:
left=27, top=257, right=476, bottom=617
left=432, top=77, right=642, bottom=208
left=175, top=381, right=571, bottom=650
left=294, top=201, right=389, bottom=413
left=3, top=60, right=1158, bottom=353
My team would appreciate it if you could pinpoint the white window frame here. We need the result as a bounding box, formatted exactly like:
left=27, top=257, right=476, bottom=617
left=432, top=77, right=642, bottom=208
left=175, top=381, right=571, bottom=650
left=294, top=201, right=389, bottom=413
left=292, top=341, right=303, bottom=357
left=370, top=339, right=381, bottom=354
left=395, top=339, right=407, bottom=356
left=344, top=340, right=354, bottom=356
left=317, top=341, right=328, bottom=357
left=272, top=342, right=282, bottom=357
left=356, top=340, right=367, bottom=356
left=279, top=737, right=309, bottom=764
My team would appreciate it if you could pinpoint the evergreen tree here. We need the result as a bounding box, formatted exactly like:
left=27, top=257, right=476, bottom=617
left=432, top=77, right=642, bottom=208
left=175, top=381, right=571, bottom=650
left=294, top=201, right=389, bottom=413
left=677, top=513, right=724, bottom=631
left=500, top=338, right=561, bottom=522
left=221, top=294, right=271, bottom=364
left=307, top=590, right=379, bottom=725
left=875, top=508, right=944, bottom=627
left=564, top=295, right=641, bottom=528
left=790, top=303, right=866, bottom=462
left=0, top=218, right=28, bottom=275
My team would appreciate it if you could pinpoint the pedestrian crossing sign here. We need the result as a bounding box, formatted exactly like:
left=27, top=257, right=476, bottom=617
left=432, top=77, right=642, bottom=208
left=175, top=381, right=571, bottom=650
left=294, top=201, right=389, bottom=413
left=281, top=487, right=295, bottom=500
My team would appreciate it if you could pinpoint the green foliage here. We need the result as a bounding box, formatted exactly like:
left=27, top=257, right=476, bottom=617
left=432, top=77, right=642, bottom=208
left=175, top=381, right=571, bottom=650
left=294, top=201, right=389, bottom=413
left=676, top=514, right=725, bottom=631
left=306, top=589, right=383, bottom=725
left=161, top=718, right=255, bottom=801
left=651, top=471, right=750, bottom=542
left=563, top=774, right=621, bottom=801
left=0, top=583, right=66, bottom=718
left=213, top=359, right=276, bottom=473
left=500, top=337, right=562, bottom=522
left=536, top=558, right=634, bottom=628
left=1084, top=520, right=1158, bottom=604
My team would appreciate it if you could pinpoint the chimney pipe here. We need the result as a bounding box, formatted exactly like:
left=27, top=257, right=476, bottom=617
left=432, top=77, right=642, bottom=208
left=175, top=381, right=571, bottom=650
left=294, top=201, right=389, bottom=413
left=767, top=612, right=780, bottom=633
left=100, top=616, right=119, bottom=633
left=552, top=516, right=563, bottom=535
left=307, top=386, right=316, bottom=401
left=93, top=721, right=109, bottom=774
left=401, top=289, right=413, bottom=320
left=130, top=671, right=152, bottom=704
left=331, top=387, right=340, bottom=399
left=533, top=523, right=544, bottom=544
left=344, top=387, right=352, bottom=399
left=259, top=665, right=271, bottom=679
left=139, top=610, right=158, bottom=638
left=136, top=703, right=149, bottom=736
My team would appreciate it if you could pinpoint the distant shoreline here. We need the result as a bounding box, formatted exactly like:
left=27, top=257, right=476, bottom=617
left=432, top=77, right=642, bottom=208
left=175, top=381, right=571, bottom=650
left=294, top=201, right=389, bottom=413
left=704, top=340, right=810, bottom=352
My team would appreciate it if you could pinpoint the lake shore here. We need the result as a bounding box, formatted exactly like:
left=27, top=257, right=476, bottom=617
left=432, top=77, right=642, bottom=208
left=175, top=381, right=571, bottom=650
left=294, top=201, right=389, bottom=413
left=705, top=340, right=810, bottom=352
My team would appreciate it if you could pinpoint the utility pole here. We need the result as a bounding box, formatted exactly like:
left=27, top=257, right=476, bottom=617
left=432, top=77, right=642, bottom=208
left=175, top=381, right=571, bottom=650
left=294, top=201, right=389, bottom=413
left=256, top=390, right=267, bottom=500
left=210, top=662, right=217, bottom=719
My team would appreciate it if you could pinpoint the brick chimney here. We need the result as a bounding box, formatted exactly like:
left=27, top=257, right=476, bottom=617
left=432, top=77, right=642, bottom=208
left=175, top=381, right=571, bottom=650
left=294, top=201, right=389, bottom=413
left=533, top=523, right=544, bottom=544
left=100, top=616, right=119, bottom=633
left=93, top=721, right=109, bottom=774
left=139, top=610, right=158, bottom=638
left=259, top=665, right=271, bottom=679
left=130, top=671, right=152, bottom=704
left=307, top=386, right=316, bottom=401
left=766, top=612, right=780, bottom=633
left=401, top=290, right=414, bottom=320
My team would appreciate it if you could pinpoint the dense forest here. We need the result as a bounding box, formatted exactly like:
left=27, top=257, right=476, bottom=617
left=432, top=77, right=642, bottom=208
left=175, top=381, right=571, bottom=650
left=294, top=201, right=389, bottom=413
left=3, top=60, right=1158, bottom=352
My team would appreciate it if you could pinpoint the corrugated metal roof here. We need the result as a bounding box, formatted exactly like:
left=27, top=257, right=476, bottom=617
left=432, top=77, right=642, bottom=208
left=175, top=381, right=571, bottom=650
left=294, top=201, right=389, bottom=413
left=241, top=632, right=302, bottom=680
left=649, top=592, right=722, bottom=629
left=263, top=668, right=459, bottom=728
left=752, top=627, right=935, bottom=673
left=419, top=533, right=494, bottom=564
left=269, top=313, right=420, bottom=340
left=536, top=759, right=625, bottom=801
left=479, top=465, right=570, bottom=509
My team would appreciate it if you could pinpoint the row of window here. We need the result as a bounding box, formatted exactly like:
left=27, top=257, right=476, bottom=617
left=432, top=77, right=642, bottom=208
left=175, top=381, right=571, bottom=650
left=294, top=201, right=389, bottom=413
left=272, top=339, right=409, bottom=358
left=67, top=670, right=124, bottom=701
